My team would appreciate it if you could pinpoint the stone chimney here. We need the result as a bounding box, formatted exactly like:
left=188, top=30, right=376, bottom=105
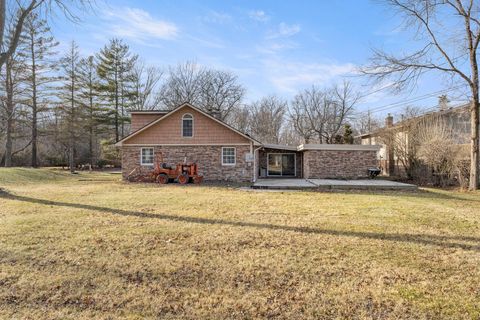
left=438, top=94, right=449, bottom=111
left=385, top=113, right=394, bottom=128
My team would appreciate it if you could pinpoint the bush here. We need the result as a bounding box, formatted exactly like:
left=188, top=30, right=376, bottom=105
left=453, top=146, right=470, bottom=189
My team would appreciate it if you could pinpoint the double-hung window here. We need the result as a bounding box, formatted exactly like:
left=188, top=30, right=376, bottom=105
left=222, top=147, right=236, bottom=165
left=141, top=147, right=154, bottom=165
left=182, top=114, right=193, bottom=137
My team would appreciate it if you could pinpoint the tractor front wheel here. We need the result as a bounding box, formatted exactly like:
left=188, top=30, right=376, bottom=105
left=178, top=173, right=189, bottom=185
left=157, top=174, right=169, bottom=184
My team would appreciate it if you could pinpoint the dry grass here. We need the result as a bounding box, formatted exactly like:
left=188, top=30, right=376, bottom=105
left=0, top=168, right=479, bottom=319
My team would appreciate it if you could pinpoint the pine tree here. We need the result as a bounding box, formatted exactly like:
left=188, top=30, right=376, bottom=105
left=58, top=41, right=81, bottom=173
left=343, top=124, right=354, bottom=144
left=96, top=38, right=138, bottom=141
left=0, top=22, right=27, bottom=167
left=20, top=12, right=59, bottom=167
left=78, top=55, right=102, bottom=167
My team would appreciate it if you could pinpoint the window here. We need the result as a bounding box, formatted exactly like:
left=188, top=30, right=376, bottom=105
left=222, top=147, right=236, bottom=165
left=182, top=113, right=193, bottom=137
left=141, top=147, right=154, bottom=165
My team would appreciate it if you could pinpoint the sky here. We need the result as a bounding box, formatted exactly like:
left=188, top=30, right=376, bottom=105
left=48, top=0, right=470, bottom=120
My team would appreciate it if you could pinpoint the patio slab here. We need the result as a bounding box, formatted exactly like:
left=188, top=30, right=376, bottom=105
left=308, top=179, right=417, bottom=190
left=252, top=178, right=417, bottom=190
left=252, top=179, right=316, bottom=189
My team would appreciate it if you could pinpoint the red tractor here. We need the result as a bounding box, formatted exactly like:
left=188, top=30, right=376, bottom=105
left=152, top=162, right=203, bottom=185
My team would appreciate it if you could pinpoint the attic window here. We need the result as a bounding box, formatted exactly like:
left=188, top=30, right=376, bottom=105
left=182, top=113, right=193, bottom=137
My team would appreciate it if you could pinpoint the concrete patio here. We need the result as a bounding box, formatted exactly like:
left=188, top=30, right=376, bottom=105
left=252, top=178, right=417, bottom=190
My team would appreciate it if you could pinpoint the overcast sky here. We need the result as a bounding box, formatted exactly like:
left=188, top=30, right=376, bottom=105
left=49, top=0, right=469, bottom=119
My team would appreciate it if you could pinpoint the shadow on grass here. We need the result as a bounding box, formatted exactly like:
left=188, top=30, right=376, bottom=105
left=309, top=186, right=480, bottom=201
left=1, top=190, right=479, bottom=252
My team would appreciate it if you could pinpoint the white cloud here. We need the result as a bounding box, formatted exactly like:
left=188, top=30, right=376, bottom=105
left=249, top=10, right=270, bottom=22
left=256, top=41, right=298, bottom=54
left=104, top=7, right=178, bottom=41
left=267, top=22, right=301, bottom=39
left=264, top=59, right=356, bottom=93
left=203, top=10, right=232, bottom=24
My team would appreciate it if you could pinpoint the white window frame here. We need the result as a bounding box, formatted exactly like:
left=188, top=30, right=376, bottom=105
left=222, top=147, right=236, bottom=166
left=140, top=147, right=154, bottom=166
left=181, top=113, right=194, bottom=138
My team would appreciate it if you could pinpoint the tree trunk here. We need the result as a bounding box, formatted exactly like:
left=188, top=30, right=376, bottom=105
left=30, top=32, right=38, bottom=167
left=89, top=81, right=94, bottom=167
left=69, top=57, right=76, bottom=173
left=69, top=136, right=74, bottom=173
left=4, top=56, right=14, bottom=167
left=4, top=114, right=13, bottom=167
left=469, top=97, right=479, bottom=190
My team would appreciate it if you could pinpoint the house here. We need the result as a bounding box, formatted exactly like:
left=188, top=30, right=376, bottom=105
left=115, top=103, right=380, bottom=182
left=357, top=99, right=470, bottom=176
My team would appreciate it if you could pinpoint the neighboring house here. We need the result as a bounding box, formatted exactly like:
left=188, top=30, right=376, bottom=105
left=357, top=100, right=470, bottom=176
left=116, top=103, right=380, bottom=182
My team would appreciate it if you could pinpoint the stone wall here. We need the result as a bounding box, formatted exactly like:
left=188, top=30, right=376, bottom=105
left=122, top=145, right=253, bottom=182
left=303, top=150, right=378, bottom=179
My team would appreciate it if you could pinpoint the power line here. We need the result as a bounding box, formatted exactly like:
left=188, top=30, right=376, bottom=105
left=356, top=52, right=469, bottom=101
left=352, top=84, right=467, bottom=117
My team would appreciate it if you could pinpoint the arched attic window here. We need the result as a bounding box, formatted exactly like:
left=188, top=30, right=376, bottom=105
left=182, top=113, right=193, bottom=137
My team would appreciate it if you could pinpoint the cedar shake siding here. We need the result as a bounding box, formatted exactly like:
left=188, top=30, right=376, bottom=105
left=303, top=149, right=378, bottom=179
left=130, top=112, right=166, bottom=132
left=122, top=145, right=252, bottom=181
left=126, top=106, right=250, bottom=145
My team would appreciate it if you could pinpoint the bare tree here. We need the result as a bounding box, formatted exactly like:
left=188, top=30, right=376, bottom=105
left=362, top=0, right=480, bottom=190
left=227, top=105, right=250, bottom=133
left=0, top=29, right=26, bottom=166
left=131, top=60, right=163, bottom=110
left=290, top=82, right=358, bottom=144
left=248, top=95, right=286, bottom=144
left=417, top=116, right=458, bottom=186
left=157, top=61, right=246, bottom=120
left=352, top=110, right=382, bottom=135
left=156, top=61, right=203, bottom=109
left=200, top=69, right=245, bottom=120
left=0, top=0, right=92, bottom=69
left=325, top=81, right=359, bottom=143
left=290, top=85, right=326, bottom=143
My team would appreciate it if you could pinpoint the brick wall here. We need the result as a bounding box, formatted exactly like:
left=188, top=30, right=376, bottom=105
left=122, top=145, right=253, bottom=182
left=303, top=150, right=378, bottom=179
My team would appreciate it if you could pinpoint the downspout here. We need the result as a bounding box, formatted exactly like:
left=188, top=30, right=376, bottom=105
left=252, top=143, right=263, bottom=183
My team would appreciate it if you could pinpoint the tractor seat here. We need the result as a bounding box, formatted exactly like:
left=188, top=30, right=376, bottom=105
left=161, top=163, right=173, bottom=170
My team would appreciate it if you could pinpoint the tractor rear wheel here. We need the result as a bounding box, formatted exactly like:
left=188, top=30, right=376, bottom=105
left=157, top=174, right=168, bottom=184
left=193, top=176, right=203, bottom=184
left=178, top=173, right=189, bottom=185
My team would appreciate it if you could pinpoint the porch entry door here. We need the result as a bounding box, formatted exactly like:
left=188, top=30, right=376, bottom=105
left=267, top=154, right=295, bottom=176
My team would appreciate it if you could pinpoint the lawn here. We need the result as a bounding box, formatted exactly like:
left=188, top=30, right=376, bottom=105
left=0, top=168, right=479, bottom=319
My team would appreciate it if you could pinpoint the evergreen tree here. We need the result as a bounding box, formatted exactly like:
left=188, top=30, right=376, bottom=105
left=96, top=38, right=137, bottom=141
left=343, top=124, right=354, bottom=144
left=78, top=55, right=102, bottom=167
left=58, top=41, right=81, bottom=173
left=20, top=13, right=59, bottom=167
left=0, top=35, right=27, bottom=166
